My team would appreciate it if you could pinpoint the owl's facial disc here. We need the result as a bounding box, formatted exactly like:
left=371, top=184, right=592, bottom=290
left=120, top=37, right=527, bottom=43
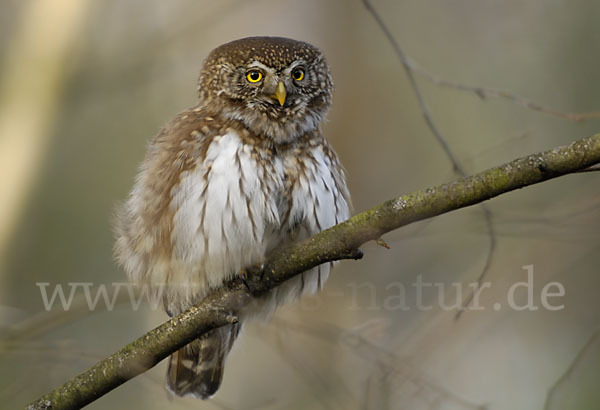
left=242, top=61, right=308, bottom=109
left=220, top=60, right=330, bottom=143
left=198, top=37, right=333, bottom=143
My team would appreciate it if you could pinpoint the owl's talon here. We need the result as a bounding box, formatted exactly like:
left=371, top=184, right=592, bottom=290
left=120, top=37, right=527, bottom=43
left=238, top=263, right=266, bottom=294
left=256, top=263, right=266, bottom=281
left=238, top=269, right=251, bottom=291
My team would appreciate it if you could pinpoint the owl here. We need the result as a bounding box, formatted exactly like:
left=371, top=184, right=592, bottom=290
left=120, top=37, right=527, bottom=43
left=114, top=36, right=350, bottom=399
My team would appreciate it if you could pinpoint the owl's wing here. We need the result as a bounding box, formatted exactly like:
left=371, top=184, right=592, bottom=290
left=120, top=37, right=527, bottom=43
left=166, top=323, right=240, bottom=399
left=266, top=139, right=351, bottom=303
left=114, top=107, right=217, bottom=287
left=115, top=109, right=280, bottom=302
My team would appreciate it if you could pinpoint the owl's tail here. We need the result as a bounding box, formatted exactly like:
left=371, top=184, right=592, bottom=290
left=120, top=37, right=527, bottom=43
left=166, top=323, right=241, bottom=399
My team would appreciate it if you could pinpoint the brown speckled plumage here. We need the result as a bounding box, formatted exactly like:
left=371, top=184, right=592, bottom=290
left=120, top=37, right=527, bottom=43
left=114, top=36, right=350, bottom=399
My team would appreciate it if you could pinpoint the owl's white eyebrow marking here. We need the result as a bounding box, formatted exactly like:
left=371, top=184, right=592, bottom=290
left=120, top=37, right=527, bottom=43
left=247, top=61, right=274, bottom=73
left=289, top=60, right=305, bottom=69
left=281, top=60, right=305, bottom=75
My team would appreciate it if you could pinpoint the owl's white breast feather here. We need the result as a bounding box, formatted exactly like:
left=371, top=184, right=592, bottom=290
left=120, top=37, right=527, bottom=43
left=128, top=128, right=350, bottom=314
left=171, top=131, right=282, bottom=293
left=285, top=144, right=349, bottom=294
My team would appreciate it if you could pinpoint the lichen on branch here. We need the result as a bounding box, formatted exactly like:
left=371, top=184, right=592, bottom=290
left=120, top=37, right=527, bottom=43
left=27, top=133, right=600, bottom=410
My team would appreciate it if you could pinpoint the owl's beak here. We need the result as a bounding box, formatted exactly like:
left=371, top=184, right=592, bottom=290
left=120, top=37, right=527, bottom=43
left=271, top=81, right=286, bottom=106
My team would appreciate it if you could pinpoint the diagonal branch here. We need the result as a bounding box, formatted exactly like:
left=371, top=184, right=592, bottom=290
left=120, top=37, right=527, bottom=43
left=27, top=133, right=600, bottom=410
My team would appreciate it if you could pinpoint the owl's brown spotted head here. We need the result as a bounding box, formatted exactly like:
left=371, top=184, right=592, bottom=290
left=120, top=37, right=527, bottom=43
left=198, top=36, right=333, bottom=144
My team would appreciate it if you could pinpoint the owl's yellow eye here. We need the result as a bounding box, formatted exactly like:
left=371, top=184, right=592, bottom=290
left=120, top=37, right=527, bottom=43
left=246, top=70, right=263, bottom=83
left=291, top=68, right=305, bottom=81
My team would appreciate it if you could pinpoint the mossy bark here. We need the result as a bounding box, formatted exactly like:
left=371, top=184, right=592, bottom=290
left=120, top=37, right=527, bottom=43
left=27, top=133, right=600, bottom=410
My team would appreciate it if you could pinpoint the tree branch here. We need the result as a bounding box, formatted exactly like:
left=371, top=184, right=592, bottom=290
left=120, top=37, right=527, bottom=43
left=27, top=134, right=600, bottom=410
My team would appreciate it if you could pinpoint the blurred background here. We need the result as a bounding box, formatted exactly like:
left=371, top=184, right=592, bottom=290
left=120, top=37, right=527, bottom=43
left=1, top=0, right=599, bottom=409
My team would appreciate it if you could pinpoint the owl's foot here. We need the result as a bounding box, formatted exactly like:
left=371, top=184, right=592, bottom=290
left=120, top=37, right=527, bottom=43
left=238, top=270, right=251, bottom=291
left=238, top=263, right=265, bottom=294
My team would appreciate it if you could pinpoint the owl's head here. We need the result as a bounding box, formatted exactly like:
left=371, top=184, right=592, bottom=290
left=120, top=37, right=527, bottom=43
left=198, top=37, right=333, bottom=144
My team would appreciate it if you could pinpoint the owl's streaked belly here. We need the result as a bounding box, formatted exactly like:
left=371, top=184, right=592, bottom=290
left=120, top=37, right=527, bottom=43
left=170, top=131, right=283, bottom=291
left=163, top=130, right=347, bottom=309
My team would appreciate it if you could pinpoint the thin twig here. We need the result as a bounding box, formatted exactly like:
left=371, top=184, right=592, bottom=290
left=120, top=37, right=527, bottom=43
left=26, top=133, right=600, bottom=410
left=409, top=59, right=600, bottom=122
left=362, top=1, right=600, bottom=122
left=362, top=0, right=497, bottom=315
left=576, top=164, right=600, bottom=173
left=0, top=292, right=132, bottom=357
left=361, top=0, right=462, bottom=172
left=543, top=328, right=600, bottom=410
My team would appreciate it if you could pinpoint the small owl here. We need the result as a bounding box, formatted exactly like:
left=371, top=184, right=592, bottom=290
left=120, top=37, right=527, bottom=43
left=114, top=36, right=350, bottom=399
